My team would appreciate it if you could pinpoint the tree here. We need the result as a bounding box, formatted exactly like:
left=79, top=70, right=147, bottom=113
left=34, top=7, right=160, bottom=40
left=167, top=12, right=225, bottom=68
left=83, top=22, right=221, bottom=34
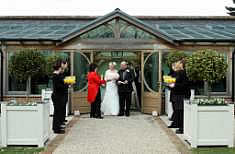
left=185, top=49, right=228, bottom=98
left=225, top=0, right=235, bottom=16
left=8, top=48, right=45, bottom=94
left=165, top=51, right=188, bottom=67
left=44, top=54, right=62, bottom=77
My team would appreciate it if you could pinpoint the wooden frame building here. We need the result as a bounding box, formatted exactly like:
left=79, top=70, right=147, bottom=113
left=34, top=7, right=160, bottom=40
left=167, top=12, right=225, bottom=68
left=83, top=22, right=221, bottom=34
left=1, top=9, right=235, bottom=114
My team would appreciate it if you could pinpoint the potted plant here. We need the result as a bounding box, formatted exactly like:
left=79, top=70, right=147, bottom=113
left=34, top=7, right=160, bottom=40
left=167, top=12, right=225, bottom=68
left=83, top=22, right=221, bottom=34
left=8, top=48, right=46, bottom=99
left=1, top=48, right=50, bottom=147
left=183, top=49, right=233, bottom=148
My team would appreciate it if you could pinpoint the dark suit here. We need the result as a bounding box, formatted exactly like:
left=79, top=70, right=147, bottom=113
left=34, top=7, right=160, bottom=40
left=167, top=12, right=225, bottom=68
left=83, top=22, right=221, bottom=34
left=51, top=73, right=68, bottom=131
left=170, top=70, right=190, bottom=131
left=117, top=68, right=134, bottom=116
left=60, top=73, right=68, bottom=123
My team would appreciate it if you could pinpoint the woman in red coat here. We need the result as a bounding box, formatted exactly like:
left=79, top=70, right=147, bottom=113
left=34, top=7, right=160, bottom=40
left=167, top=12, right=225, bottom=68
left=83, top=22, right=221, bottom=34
left=87, top=63, right=106, bottom=119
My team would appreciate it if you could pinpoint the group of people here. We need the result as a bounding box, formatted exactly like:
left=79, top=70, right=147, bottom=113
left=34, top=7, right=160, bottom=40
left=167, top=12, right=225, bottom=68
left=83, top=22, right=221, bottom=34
left=51, top=59, right=69, bottom=134
left=167, top=59, right=191, bottom=134
left=87, top=61, right=135, bottom=119
left=51, top=58, right=190, bottom=134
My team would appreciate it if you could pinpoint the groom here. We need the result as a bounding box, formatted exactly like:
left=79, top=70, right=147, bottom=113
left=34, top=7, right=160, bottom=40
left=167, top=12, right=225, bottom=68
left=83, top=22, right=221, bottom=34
left=117, top=61, right=134, bottom=116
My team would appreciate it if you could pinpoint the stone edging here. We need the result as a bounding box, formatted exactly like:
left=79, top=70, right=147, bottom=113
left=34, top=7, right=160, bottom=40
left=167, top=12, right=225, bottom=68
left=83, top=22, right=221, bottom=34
left=40, top=116, right=80, bottom=154
left=155, top=117, right=192, bottom=154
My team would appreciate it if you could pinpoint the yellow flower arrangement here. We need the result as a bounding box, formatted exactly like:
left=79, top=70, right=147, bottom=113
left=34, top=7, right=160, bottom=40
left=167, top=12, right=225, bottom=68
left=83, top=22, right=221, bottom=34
left=163, top=75, right=176, bottom=83
left=64, top=76, right=76, bottom=84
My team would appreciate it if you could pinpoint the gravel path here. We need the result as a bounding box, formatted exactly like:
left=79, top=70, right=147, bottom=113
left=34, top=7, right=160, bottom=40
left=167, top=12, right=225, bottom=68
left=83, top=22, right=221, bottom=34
left=53, top=112, right=180, bottom=154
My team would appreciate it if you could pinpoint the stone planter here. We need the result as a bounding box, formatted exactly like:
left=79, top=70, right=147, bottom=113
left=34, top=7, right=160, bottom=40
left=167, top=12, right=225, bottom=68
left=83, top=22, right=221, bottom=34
left=1, top=101, right=50, bottom=147
left=184, top=100, right=234, bottom=148
left=41, top=89, right=68, bottom=116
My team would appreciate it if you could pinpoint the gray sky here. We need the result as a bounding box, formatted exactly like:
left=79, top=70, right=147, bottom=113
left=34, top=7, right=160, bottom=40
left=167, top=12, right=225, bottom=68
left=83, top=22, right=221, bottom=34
left=0, top=0, right=234, bottom=16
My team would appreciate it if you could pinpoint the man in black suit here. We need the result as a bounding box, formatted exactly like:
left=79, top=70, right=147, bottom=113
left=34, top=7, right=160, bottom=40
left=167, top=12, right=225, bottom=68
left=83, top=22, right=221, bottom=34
left=117, top=61, right=134, bottom=116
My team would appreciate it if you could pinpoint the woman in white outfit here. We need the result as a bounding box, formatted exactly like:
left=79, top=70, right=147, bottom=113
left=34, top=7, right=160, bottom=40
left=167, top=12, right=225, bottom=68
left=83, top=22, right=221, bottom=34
left=101, top=62, right=120, bottom=115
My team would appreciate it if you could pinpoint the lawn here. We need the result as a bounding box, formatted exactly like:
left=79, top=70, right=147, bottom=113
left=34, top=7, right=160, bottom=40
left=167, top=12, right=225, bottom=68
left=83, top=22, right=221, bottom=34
left=0, top=147, right=44, bottom=154
left=191, top=147, right=235, bottom=154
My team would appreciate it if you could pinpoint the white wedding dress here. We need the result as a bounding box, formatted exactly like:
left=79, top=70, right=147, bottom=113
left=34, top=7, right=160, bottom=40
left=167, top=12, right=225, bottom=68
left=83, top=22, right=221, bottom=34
left=101, top=69, right=120, bottom=115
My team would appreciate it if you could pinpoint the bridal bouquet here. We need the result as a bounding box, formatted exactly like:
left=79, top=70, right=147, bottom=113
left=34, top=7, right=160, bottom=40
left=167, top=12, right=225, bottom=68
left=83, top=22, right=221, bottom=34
left=64, top=76, right=76, bottom=84
left=163, top=75, right=176, bottom=84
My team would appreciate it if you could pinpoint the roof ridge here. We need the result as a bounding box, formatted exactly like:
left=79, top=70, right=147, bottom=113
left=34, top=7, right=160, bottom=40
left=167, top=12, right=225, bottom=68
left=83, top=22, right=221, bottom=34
left=0, top=16, right=234, bottom=20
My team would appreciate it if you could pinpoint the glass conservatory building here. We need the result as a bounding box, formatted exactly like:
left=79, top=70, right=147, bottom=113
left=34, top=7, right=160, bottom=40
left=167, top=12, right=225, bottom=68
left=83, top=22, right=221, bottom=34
left=1, top=9, right=235, bottom=114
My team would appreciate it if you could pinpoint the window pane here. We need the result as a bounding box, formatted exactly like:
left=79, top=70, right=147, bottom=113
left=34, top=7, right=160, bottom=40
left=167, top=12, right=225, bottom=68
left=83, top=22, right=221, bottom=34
left=8, top=76, right=27, bottom=91
left=190, top=80, right=204, bottom=95
left=211, top=53, right=227, bottom=93
left=73, top=52, right=89, bottom=91
left=211, top=78, right=226, bottom=92
left=144, top=52, right=159, bottom=92
left=31, top=51, right=70, bottom=94
left=31, top=76, right=49, bottom=94
left=8, top=52, right=27, bottom=92
left=80, top=25, right=114, bottom=39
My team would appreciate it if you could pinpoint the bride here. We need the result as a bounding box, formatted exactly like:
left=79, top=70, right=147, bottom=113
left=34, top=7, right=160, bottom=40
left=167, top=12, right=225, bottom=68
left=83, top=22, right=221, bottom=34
left=101, top=62, right=120, bottom=115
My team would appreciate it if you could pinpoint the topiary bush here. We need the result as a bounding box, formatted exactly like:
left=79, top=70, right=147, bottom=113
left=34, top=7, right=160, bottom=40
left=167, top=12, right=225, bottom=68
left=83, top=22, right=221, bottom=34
left=8, top=48, right=45, bottom=82
left=185, top=49, right=228, bottom=97
left=44, top=54, right=62, bottom=77
left=165, top=51, right=188, bottom=67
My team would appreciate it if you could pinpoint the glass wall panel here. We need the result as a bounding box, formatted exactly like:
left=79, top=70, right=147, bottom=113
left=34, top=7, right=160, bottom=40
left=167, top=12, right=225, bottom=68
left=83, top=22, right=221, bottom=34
left=144, top=52, right=159, bottom=92
left=80, top=25, right=114, bottom=39
left=8, top=50, right=70, bottom=94
left=73, top=52, right=89, bottom=91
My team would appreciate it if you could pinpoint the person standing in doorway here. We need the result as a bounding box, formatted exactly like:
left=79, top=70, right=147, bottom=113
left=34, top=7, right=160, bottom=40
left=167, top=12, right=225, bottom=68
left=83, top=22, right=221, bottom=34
left=87, top=63, right=106, bottom=119
left=117, top=61, right=134, bottom=116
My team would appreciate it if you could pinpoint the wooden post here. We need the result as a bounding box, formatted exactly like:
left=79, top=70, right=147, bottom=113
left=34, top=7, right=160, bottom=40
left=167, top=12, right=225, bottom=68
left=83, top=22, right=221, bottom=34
left=90, top=50, right=94, bottom=63
left=141, top=51, right=144, bottom=113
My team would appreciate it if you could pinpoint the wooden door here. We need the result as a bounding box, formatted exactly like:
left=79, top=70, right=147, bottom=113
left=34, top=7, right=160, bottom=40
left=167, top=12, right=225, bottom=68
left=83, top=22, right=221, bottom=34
left=71, top=51, right=91, bottom=113
left=141, top=51, right=162, bottom=114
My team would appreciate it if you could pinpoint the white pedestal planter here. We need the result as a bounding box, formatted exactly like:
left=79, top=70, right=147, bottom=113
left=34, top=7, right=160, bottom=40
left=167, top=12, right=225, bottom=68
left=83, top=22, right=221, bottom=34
left=41, top=89, right=68, bottom=116
left=184, top=100, right=234, bottom=148
left=1, top=102, right=50, bottom=147
left=165, top=89, right=173, bottom=119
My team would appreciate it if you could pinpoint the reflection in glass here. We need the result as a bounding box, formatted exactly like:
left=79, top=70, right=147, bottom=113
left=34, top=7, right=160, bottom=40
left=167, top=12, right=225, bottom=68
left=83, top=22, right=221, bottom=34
left=8, top=76, right=27, bottom=91
left=144, top=52, right=159, bottom=92
left=189, top=80, right=204, bottom=95
left=73, top=53, right=89, bottom=91
left=211, top=78, right=226, bottom=92
left=80, top=25, right=114, bottom=39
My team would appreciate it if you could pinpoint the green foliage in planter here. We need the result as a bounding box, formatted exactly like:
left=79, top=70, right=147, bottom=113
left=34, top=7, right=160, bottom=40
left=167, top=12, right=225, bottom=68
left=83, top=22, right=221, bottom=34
left=8, top=48, right=45, bottom=81
left=192, top=98, right=227, bottom=105
left=185, top=49, right=228, bottom=84
left=165, top=51, right=188, bottom=67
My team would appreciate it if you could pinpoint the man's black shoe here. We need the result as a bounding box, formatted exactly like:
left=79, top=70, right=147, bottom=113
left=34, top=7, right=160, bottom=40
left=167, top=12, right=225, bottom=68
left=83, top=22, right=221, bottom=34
left=90, top=115, right=95, bottom=118
left=176, top=129, right=183, bottom=134
left=53, top=130, right=65, bottom=134
left=168, top=125, right=177, bottom=128
left=118, top=114, right=124, bottom=116
left=96, top=116, right=103, bottom=119
left=168, top=123, right=178, bottom=128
